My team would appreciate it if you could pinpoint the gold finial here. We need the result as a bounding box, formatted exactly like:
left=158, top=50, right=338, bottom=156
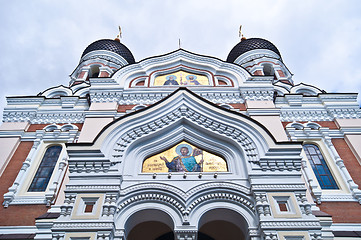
left=118, top=26, right=122, bottom=38
left=115, top=26, right=122, bottom=42
left=239, top=24, right=246, bottom=41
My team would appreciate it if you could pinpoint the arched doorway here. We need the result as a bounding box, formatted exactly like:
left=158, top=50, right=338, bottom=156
left=125, top=209, right=175, bottom=240
left=198, top=208, right=248, bottom=240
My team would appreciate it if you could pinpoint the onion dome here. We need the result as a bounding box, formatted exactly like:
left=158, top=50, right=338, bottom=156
left=81, top=39, right=135, bottom=64
left=226, top=38, right=281, bottom=63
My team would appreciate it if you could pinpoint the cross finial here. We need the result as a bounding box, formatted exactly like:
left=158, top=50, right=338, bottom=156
left=239, top=25, right=246, bottom=41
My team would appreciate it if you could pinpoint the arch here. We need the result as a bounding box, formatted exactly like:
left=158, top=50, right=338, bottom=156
left=219, top=103, right=234, bottom=110
left=262, top=63, right=275, bottom=77
left=124, top=209, right=175, bottom=240
left=44, top=124, right=60, bottom=132
left=97, top=89, right=279, bottom=168
left=305, top=122, right=321, bottom=130
left=112, top=49, right=251, bottom=89
left=122, top=118, right=248, bottom=177
left=303, top=143, right=338, bottom=189
left=198, top=209, right=248, bottom=240
left=287, top=122, right=304, bottom=130
left=132, top=104, right=147, bottom=111
left=60, top=124, right=79, bottom=132
left=115, top=202, right=182, bottom=234
left=40, top=85, right=73, bottom=98
left=189, top=201, right=256, bottom=236
left=28, top=145, right=62, bottom=192
left=290, top=83, right=323, bottom=95
left=90, top=65, right=100, bottom=78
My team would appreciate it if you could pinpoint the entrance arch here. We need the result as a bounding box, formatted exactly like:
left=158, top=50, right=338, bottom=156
left=124, top=209, right=175, bottom=240
left=198, top=208, right=249, bottom=240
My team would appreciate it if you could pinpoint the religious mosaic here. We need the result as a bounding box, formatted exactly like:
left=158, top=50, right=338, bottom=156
left=153, top=70, right=210, bottom=86
left=142, top=141, right=227, bottom=173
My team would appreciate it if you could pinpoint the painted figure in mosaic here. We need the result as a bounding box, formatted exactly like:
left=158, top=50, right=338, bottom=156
left=180, top=75, right=200, bottom=85
left=163, top=75, right=179, bottom=85
left=160, top=144, right=204, bottom=172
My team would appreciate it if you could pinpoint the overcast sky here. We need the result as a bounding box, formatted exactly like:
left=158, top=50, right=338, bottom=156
left=1, top=0, right=361, bottom=119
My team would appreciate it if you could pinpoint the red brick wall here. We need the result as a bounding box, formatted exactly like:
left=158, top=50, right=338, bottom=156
left=117, top=105, right=137, bottom=112
left=282, top=121, right=338, bottom=129
left=253, top=70, right=263, bottom=76
left=26, top=123, right=83, bottom=132
left=229, top=103, right=247, bottom=111
left=0, top=142, right=48, bottom=226
left=319, top=202, right=361, bottom=223
left=277, top=70, right=285, bottom=77
left=332, top=138, right=361, bottom=188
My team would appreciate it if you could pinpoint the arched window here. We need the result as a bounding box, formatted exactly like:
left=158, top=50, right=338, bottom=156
left=28, top=145, right=62, bottom=192
left=90, top=65, right=100, bottom=78
left=303, top=144, right=338, bottom=189
left=263, top=64, right=274, bottom=76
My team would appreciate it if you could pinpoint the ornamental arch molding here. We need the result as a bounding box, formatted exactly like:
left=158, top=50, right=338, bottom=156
left=112, top=49, right=251, bottom=89
left=67, top=89, right=302, bottom=176
left=89, top=89, right=285, bottom=171
left=114, top=182, right=256, bottom=231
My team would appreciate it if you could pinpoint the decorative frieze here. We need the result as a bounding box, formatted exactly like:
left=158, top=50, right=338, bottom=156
left=112, top=106, right=259, bottom=163
left=260, top=220, right=321, bottom=229
left=52, top=222, right=113, bottom=230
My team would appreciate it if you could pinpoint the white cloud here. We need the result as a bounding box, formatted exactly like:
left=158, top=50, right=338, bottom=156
left=0, top=0, right=361, bottom=119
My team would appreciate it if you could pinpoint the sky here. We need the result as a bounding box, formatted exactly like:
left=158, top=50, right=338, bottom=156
left=1, top=0, right=361, bottom=119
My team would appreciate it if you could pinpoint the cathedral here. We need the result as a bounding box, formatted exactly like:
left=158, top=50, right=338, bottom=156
left=0, top=33, right=361, bottom=240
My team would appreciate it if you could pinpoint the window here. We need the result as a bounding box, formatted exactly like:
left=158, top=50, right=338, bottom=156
left=278, top=201, right=289, bottom=212
left=303, top=144, right=338, bottom=189
left=90, top=65, right=100, bottom=78
left=28, top=145, right=62, bottom=192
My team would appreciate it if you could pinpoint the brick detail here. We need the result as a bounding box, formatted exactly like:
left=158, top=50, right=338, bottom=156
left=117, top=105, right=137, bottom=112
left=136, top=81, right=145, bottom=86
left=26, top=123, right=83, bottom=132
left=282, top=121, right=338, bottom=129
left=277, top=70, right=285, bottom=77
left=99, top=71, right=109, bottom=78
left=253, top=70, right=263, bottom=76
left=0, top=142, right=48, bottom=226
left=229, top=103, right=247, bottom=111
left=319, top=202, right=361, bottom=223
left=332, top=138, right=361, bottom=188
left=218, top=80, right=227, bottom=85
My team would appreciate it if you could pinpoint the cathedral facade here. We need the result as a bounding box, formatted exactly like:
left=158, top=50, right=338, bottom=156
left=0, top=36, right=361, bottom=240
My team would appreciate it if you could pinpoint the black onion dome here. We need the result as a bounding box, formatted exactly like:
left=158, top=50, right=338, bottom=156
left=81, top=39, right=135, bottom=64
left=226, top=38, right=281, bottom=63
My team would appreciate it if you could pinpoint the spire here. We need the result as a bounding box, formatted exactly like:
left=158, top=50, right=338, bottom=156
left=239, top=25, right=246, bottom=41
left=115, top=26, right=122, bottom=42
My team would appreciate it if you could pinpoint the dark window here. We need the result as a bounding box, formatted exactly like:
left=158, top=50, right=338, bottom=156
left=278, top=201, right=288, bottom=212
left=303, top=144, right=338, bottom=189
left=84, top=203, right=94, bottom=213
left=28, top=145, right=62, bottom=192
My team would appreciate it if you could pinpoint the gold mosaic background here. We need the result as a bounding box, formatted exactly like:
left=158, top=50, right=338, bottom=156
left=142, top=141, right=227, bottom=172
left=153, top=70, right=210, bottom=86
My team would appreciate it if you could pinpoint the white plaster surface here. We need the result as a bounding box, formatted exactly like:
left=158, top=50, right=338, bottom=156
left=335, top=118, right=361, bottom=128
left=251, top=115, right=288, bottom=141
left=89, top=102, right=118, bottom=111
left=345, top=135, right=361, bottom=165
left=0, top=121, right=29, bottom=131
left=0, top=137, right=20, bottom=176
left=55, top=169, right=69, bottom=205
left=245, top=100, right=275, bottom=109
left=77, top=117, right=114, bottom=142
